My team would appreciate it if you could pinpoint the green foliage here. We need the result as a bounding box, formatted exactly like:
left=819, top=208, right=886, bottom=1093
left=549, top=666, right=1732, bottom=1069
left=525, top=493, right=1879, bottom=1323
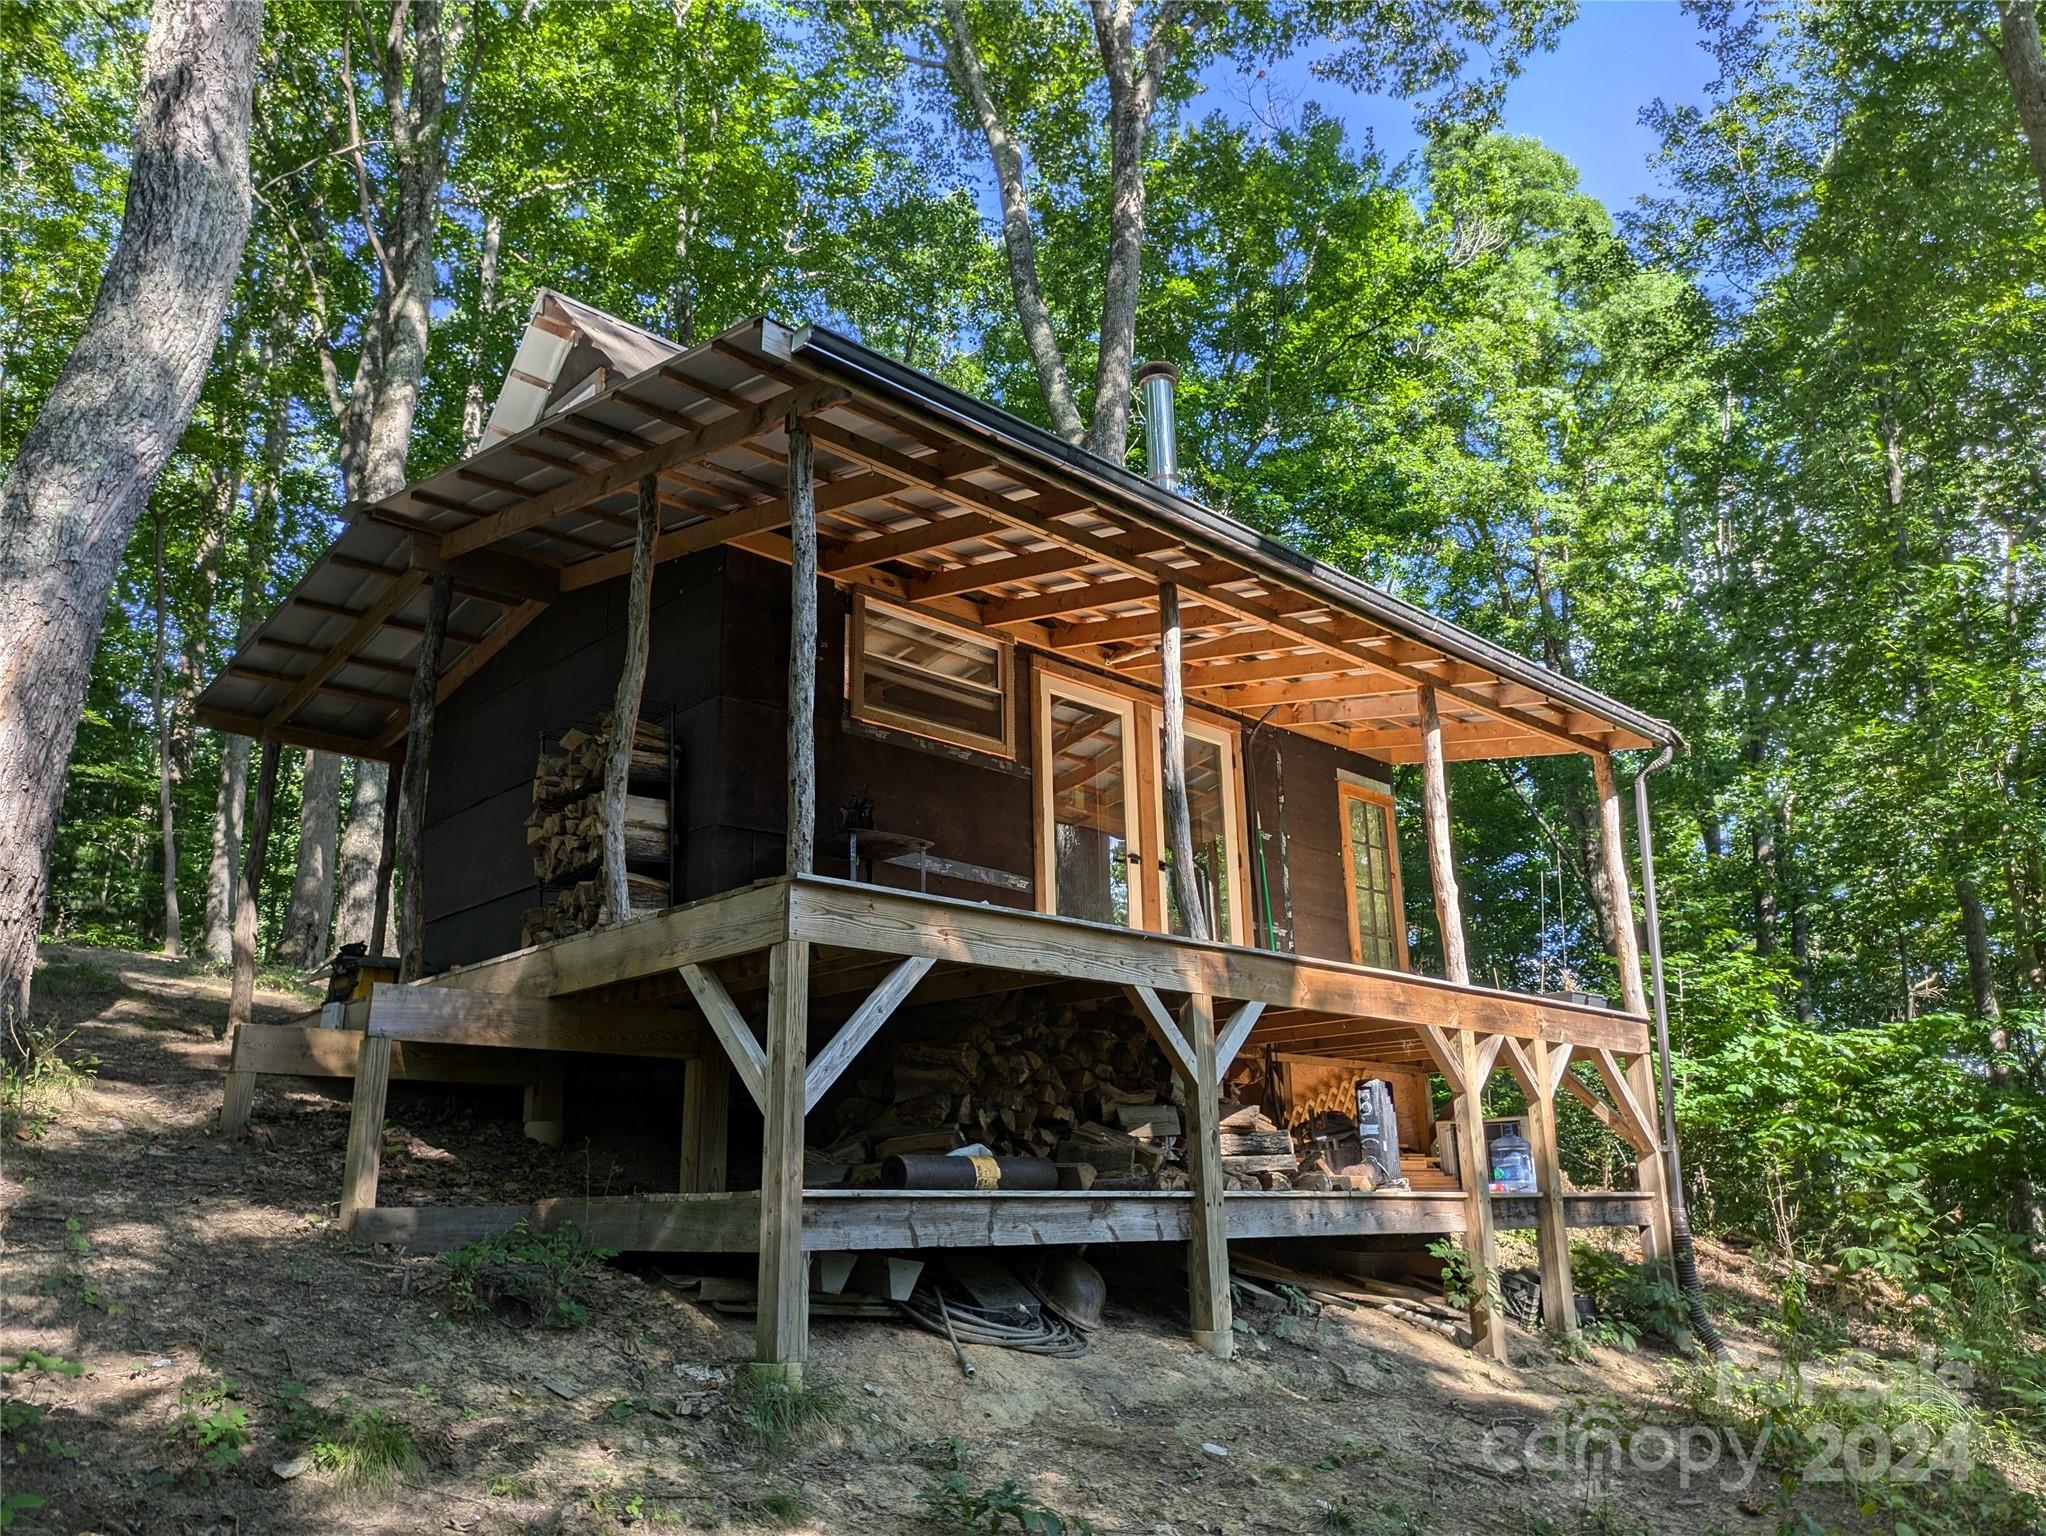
left=439, top=1220, right=615, bottom=1329
left=2, top=1009, right=99, bottom=1139
left=173, top=1375, right=251, bottom=1474
left=919, top=1473, right=1097, bottom=1536
left=1569, top=1245, right=1692, bottom=1352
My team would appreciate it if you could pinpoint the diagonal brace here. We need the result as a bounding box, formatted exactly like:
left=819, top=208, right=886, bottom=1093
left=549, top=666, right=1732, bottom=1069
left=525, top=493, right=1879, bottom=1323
left=1212, top=1000, right=1265, bottom=1088
left=1125, top=985, right=1197, bottom=1082
left=680, top=962, right=766, bottom=1111
left=803, top=955, right=934, bottom=1113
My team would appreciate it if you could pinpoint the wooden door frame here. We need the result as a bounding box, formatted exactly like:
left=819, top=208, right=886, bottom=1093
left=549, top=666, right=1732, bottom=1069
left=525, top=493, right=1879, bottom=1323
left=1336, top=771, right=1409, bottom=970
left=1033, top=670, right=1153, bottom=931
left=1139, top=711, right=1250, bottom=946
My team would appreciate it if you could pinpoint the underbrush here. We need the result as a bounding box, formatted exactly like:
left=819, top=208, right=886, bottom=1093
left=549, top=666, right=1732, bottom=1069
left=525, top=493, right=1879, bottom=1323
left=919, top=1473, right=1097, bottom=1535
left=440, top=1220, right=614, bottom=1327
left=1570, top=1245, right=1693, bottom=1352
left=2, top=1012, right=99, bottom=1139
left=728, top=1371, right=847, bottom=1457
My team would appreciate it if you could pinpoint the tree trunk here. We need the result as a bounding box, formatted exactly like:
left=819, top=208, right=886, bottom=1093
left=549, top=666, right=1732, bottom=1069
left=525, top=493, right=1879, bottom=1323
left=275, top=750, right=342, bottom=968
left=460, top=211, right=503, bottom=453
left=785, top=421, right=818, bottom=877
left=201, top=733, right=247, bottom=963
left=153, top=511, right=182, bottom=956
left=1999, top=1, right=2046, bottom=212
left=0, top=0, right=260, bottom=1035
left=331, top=763, right=389, bottom=950
left=602, top=477, right=660, bottom=924
left=396, top=575, right=455, bottom=980
left=226, top=738, right=280, bottom=1035
left=1157, top=584, right=1209, bottom=941
left=1958, top=875, right=2002, bottom=1024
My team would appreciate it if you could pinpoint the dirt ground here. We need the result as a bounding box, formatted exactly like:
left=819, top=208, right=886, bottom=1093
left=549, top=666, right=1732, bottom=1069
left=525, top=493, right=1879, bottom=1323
left=1, top=946, right=2035, bottom=1535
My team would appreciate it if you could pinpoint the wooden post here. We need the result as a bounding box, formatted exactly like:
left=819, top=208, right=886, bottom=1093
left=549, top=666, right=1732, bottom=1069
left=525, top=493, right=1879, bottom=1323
left=1592, top=752, right=1672, bottom=1259
left=680, top=1049, right=730, bottom=1193
left=220, top=737, right=280, bottom=1135
left=1526, top=1040, right=1577, bottom=1337
left=396, top=572, right=454, bottom=981
left=785, top=418, right=817, bottom=877
left=339, top=1032, right=393, bottom=1223
left=369, top=760, right=400, bottom=956
left=522, top=1071, right=565, bottom=1146
left=1454, top=1030, right=1508, bottom=1362
left=1158, top=583, right=1210, bottom=940
left=754, top=939, right=810, bottom=1383
left=1181, top=991, right=1232, bottom=1357
left=602, top=474, right=659, bottom=923
left=1416, top=685, right=1468, bottom=985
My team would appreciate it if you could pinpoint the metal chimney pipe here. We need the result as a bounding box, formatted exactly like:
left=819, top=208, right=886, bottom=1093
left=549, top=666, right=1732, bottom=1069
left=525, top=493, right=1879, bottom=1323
left=1134, top=359, right=1180, bottom=493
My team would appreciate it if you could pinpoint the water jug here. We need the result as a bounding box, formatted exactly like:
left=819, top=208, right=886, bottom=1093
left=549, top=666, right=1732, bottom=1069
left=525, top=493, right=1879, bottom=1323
left=1486, top=1120, right=1537, bottom=1194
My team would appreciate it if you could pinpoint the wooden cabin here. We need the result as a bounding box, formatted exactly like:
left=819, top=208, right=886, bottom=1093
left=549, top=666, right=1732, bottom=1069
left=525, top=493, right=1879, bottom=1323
left=196, top=292, right=1681, bottom=1377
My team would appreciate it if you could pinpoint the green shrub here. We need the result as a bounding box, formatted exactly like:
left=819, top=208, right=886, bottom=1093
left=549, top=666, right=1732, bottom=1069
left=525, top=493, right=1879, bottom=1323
left=1, top=1013, right=98, bottom=1138
left=174, top=1375, right=250, bottom=1475
left=728, top=1371, right=846, bottom=1457
left=919, top=1473, right=1097, bottom=1535
left=440, top=1220, right=615, bottom=1328
left=1570, top=1245, right=1693, bottom=1351
left=312, top=1408, right=422, bottom=1496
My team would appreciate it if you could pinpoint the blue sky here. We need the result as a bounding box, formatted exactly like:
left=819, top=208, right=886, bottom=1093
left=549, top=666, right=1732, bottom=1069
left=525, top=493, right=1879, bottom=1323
left=1198, top=0, right=1721, bottom=216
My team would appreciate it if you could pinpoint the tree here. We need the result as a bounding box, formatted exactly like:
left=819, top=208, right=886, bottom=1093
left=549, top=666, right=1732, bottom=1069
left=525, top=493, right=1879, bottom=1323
left=0, top=0, right=262, bottom=1031
left=1999, top=0, right=2046, bottom=210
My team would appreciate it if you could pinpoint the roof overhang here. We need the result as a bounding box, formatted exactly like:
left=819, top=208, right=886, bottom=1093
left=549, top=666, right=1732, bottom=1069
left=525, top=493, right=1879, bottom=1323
left=196, top=301, right=1677, bottom=766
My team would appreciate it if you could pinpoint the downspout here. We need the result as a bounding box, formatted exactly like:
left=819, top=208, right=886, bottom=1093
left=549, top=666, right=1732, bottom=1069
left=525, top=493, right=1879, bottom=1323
left=1634, top=743, right=1727, bottom=1359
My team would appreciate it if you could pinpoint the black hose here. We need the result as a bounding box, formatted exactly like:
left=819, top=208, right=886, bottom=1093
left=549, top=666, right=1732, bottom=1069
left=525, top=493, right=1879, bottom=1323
left=895, top=1285, right=1089, bottom=1358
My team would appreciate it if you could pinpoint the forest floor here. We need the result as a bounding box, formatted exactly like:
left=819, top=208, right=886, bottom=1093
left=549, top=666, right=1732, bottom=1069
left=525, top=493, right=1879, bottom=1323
left=2, top=945, right=2040, bottom=1536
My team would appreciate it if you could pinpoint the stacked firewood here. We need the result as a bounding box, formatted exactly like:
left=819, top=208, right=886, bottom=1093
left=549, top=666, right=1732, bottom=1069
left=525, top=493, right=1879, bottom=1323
left=524, top=792, right=669, bottom=883
left=531, top=715, right=670, bottom=804
left=520, top=714, right=671, bottom=947
left=808, top=991, right=1299, bottom=1192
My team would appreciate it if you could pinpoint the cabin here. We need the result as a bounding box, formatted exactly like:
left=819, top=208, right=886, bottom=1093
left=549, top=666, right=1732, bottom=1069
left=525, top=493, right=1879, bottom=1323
left=196, top=291, right=1681, bottom=1378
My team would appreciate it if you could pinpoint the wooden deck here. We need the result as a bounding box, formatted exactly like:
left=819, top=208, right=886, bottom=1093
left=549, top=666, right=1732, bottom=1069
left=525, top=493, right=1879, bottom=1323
left=350, top=1187, right=1658, bottom=1255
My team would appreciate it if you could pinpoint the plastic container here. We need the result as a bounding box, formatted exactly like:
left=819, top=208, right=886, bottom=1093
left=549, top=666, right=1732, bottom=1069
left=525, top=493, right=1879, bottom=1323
left=1486, top=1120, right=1537, bottom=1194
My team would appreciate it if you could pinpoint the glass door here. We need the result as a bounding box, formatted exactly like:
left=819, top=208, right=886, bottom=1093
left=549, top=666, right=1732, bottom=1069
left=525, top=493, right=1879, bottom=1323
left=1037, top=679, right=1146, bottom=928
left=1149, top=717, right=1247, bottom=944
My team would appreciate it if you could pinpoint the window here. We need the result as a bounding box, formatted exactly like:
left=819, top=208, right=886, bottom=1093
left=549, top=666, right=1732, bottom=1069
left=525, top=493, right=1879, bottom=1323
left=850, top=596, right=1013, bottom=757
left=1339, top=779, right=1407, bottom=969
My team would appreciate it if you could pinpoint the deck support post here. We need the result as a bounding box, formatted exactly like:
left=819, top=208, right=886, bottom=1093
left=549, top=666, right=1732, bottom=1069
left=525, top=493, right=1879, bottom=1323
left=1521, top=1040, right=1577, bottom=1337
left=1158, top=583, right=1211, bottom=940
left=397, top=571, right=455, bottom=981
left=681, top=1049, right=730, bottom=1193
left=754, top=938, right=811, bottom=1384
left=221, top=737, right=282, bottom=1136
left=1416, top=685, right=1469, bottom=986
left=1180, top=991, right=1233, bottom=1357
left=1592, top=751, right=1673, bottom=1260
left=522, top=1070, right=565, bottom=1146
left=369, top=759, right=401, bottom=957
left=786, top=417, right=817, bottom=878
left=339, top=1033, right=393, bottom=1224
left=1452, top=1030, right=1509, bottom=1361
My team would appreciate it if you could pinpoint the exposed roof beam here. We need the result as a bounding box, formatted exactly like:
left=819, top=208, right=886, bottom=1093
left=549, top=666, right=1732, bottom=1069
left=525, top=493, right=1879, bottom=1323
left=440, top=380, right=844, bottom=560
left=263, top=570, right=426, bottom=730
left=822, top=512, right=1002, bottom=573
left=373, top=598, right=550, bottom=751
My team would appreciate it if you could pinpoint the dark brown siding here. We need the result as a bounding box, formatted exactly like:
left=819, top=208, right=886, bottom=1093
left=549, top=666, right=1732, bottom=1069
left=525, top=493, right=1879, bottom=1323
left=1243, top=726, right=1397, bottom=966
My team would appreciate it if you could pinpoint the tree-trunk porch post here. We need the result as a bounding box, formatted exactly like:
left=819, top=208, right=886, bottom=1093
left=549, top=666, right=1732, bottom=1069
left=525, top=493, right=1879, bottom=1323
left=396, top=571, right=455, bottom=982
left=1508, top=1038, right=1577, bottom=1338
left=1592, top=751, right=1674, bottom=1260
left=220, top=736, right=282, bottom=1136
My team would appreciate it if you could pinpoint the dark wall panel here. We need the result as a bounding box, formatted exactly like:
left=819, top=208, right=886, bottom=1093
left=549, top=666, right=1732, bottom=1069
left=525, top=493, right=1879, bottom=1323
left=1245, top=728, right=1396, bottom=967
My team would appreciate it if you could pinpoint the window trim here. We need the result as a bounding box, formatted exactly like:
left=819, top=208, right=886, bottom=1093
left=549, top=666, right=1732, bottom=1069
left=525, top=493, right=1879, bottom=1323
left=849, top=595, right=1015, bottom=759
left=1337, top=776, right=1408, bottom=971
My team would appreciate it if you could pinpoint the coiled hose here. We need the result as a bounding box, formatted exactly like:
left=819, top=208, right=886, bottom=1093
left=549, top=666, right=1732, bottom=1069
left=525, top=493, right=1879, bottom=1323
left=895, top=1284, right=1089, bottom=1358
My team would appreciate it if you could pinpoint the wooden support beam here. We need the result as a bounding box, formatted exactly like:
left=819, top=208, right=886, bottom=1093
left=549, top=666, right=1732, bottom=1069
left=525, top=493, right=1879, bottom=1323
left=756, top=940, right=811, bottom=1382
left=823, top=512, right=1001, bottom=573
left=396, top=572, right=454, bottom=981
left=679, top=963, right=767, bottom=1110
left=1418, top=685, right=1470, bottom=986
left=523, top=1072, right=565, bottom=1146
left=407, top=541, right=560, bottom=604
left=1589, top=1048, right=1660, bottom=1156
left=222, top=737, right=281, bottom=1130
left=602, top=475, right=659, bottom=924
left=1524, top=1038, right=1577, bottom=1336
left=1182, top=992, right=1232, bottom=1358
left=681, top=1050, right=730, bottom=1194
left=263, top=570, right=426, bottom=730
left=366, top=983, right=701, bottom=1056
left=1454, top=1029, right=1508, bottom=1362
left=787, top=417, right=818, bottom=877
left=1124, top=985, right=1197, bottom=1080
left=339, top=1033, right=393, bottom=1225
left=557, top=500, right=790, bottom=593
left=440, top=382, right=842, bottom=558
left=369, top=763, right=400, bottom=956
left=1212, top=1000, right=1265, bottom=1086
left=802, top=955, right=934, bottom=1113
left=1158, top=584, right=1212, bottom=941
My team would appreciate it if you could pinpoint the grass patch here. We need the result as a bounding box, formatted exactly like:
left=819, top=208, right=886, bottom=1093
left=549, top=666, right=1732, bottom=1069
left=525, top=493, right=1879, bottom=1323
left=312, top=1408, right=422, bottom=1496
left=2, top=1013, right=99, bottom=1138
left=728, top=1370, right=847, bottom=1457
